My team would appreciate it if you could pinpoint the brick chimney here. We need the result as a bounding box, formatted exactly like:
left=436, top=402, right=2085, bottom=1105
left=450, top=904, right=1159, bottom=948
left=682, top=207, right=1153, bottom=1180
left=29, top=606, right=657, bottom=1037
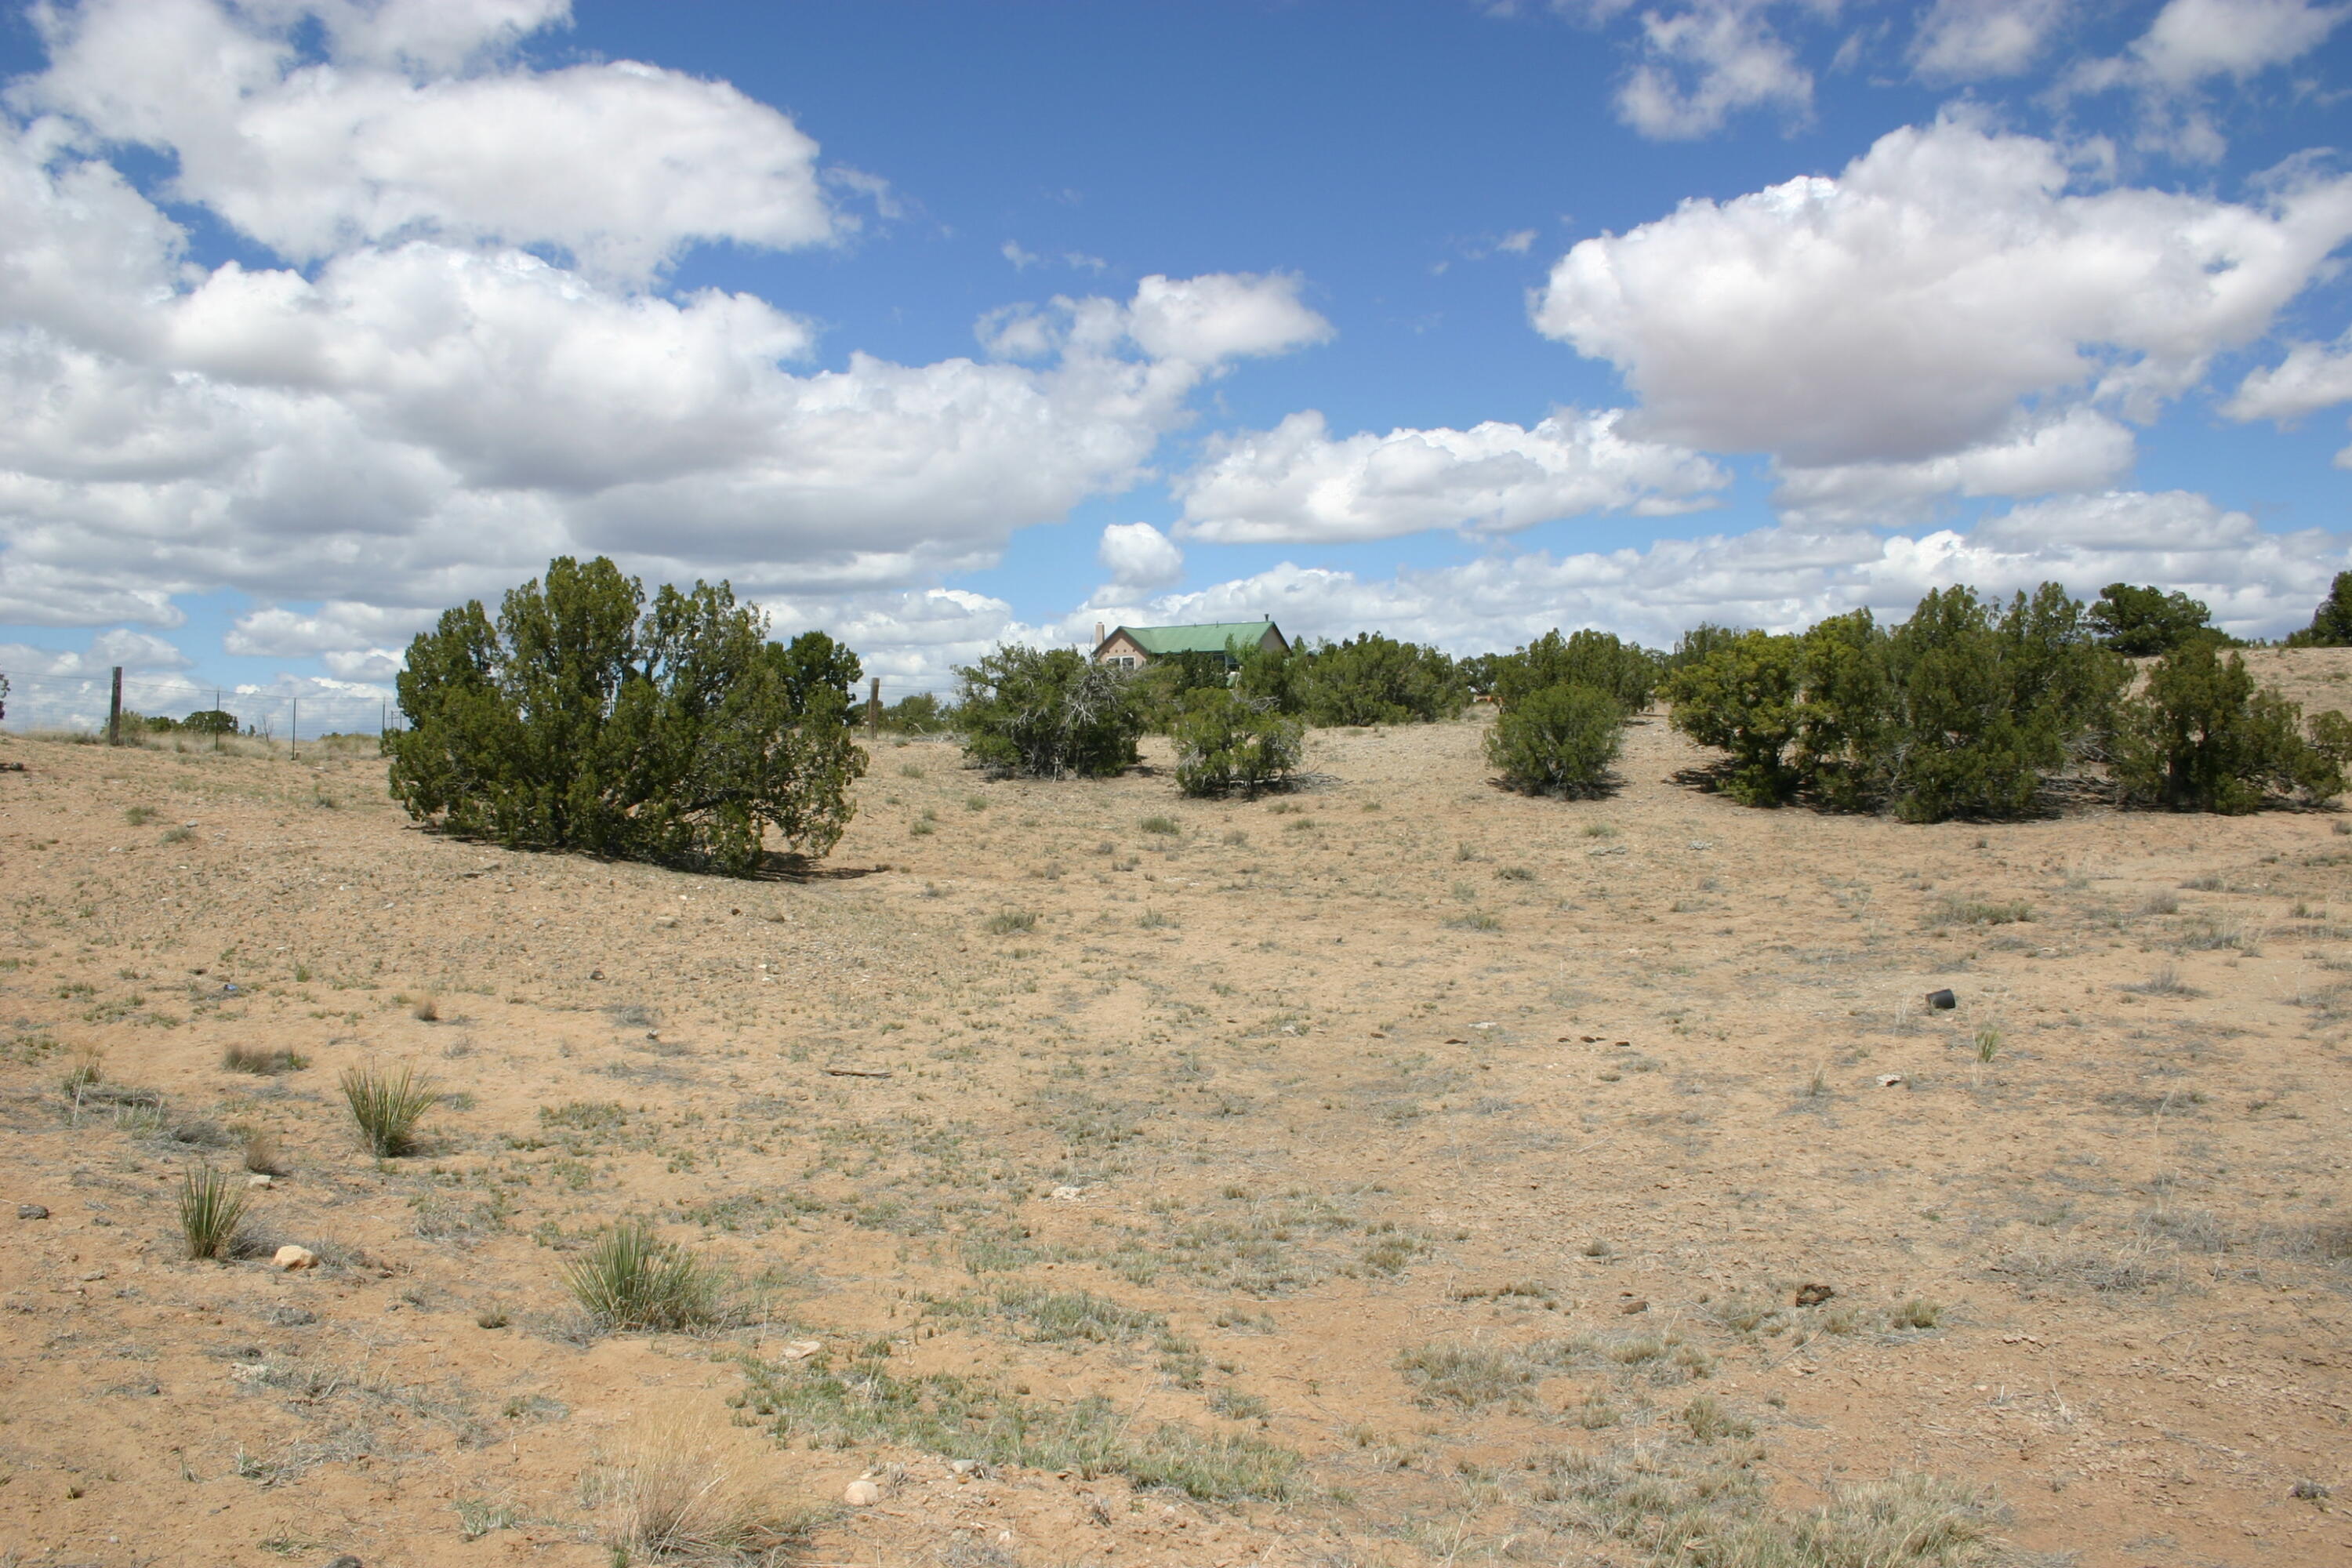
left=1094, top=622, right=1105, bottom=646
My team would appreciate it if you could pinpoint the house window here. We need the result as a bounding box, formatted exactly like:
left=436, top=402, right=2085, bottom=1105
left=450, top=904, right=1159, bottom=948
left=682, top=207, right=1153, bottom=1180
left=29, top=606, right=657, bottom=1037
left=1115, top=655, right=1137, bottom=669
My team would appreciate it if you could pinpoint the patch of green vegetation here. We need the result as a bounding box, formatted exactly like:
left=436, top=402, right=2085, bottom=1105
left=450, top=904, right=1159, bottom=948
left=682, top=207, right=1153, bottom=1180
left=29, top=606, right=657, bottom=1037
left=739, top=1352, right=1298, bottom=1502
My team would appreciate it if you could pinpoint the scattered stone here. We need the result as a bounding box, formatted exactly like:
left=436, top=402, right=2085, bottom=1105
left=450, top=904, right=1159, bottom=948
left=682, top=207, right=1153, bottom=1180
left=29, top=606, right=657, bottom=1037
left=273, top=1245, right=318, bottom=1272
left=949, top=1459, right=981, bottom=1478
left=781, top=1339, right=823, bottom=1361
left=1795, top=1283, right=1835, bottom=1307
left=1619, top=1298, right=1649, bottom=1315
left=652, top=916, right=677, bottom=930
left=78, top=1269, right=107, bottom=1283
left=843, top=1478, right=882, bottom=1506
left=1050, top=1185, right=1087, bottom=1202
left=823, top=1065, right=892, bottom=1078
left=16, top=1203, right=48, bottom=1220
left=1924, top=988, right=1956, bottom=1010
left=2293, top=1480, right=2331, bottom=1501
left=248, top=1174, right=274, bottom=1189
left=590, top=967, right=604, bottom=980
left=1877, top=1074, right=1907, bottom=1089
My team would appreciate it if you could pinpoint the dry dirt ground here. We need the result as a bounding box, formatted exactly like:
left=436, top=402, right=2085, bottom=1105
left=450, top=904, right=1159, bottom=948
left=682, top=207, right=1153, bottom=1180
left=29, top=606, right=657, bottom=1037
left=3, top=650, right=2351, bottom=1568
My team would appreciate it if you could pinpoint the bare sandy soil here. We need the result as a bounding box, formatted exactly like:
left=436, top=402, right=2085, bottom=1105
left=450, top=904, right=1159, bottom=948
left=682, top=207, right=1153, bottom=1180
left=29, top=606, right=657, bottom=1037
left=3, top=652, right=2350, bottom=1568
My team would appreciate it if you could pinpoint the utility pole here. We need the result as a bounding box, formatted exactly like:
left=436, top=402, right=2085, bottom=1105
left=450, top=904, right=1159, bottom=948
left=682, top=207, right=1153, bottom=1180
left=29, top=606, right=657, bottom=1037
left=107, top=666, right=122, bottom=746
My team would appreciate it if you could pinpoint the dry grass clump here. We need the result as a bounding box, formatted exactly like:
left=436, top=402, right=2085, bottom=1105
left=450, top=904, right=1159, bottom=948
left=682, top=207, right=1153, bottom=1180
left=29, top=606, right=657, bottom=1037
left=1533, top=1440, right=2005, bottom=1567
left=563, top=1221, right=726, bottom=1333
left=177, top=1165, right=249, bottom=1260
left=1929, top=898, right=2033, bottom=927
left=223, top=1043, right=307, bottom=1075
left=982, top=909, right=1038, bottom=936
left=339, top=1061, right=435, bottom=1156
left=238, top=1124, right=287, bottom=1175
left=588, top=1413, right=811, bottom=1565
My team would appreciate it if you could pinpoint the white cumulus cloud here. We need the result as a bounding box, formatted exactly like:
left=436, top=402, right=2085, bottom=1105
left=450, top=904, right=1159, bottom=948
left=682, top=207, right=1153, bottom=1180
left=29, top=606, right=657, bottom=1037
left=17, top=0, right=839, bottom=284
left=1174, top=409, right=1726, bottom=545
left=1911, top=0, right=2071, bottom=80
left=1611, top=2, right=1813, bottom=140
left=1533, top=115, right=2352, bottom=469
left=1097, top=523, right=1184, bottom=588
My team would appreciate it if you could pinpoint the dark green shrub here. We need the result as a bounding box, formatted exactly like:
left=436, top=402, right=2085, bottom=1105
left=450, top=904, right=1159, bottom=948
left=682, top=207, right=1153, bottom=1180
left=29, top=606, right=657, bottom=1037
left=1788, top=609, right=1893, bottom=811
left=1259, top=633, right=1466, bottom=727
left=182, top=708, right=239, bottom=735
left=1879, top=584, right=2122, bottom=822
left=1171, top=689, right=1305, bottom=797
left=1132, top=650, right=1240, bottom=732
left=1486, top=683, right=1624, bottom=797
left=1667, top=584, right=2122, bottom=819
left=878, top=692, right=949, bottom=734
left=385, top=557, right=866, bottom=874
left=956, top=646, right=1142, bottom=778
left=2111, top=640, right=2343, bottom=811
left=2285, top=571, right=2352, bottom=648
left=2089, top=583, right=2220, bottom=656
left=1666, top=622, right=1747, bottom=673
left=1491, top=629, right=1658, bottom=713
left=1661, top=630, right=1803, bottom=804
left=765, top=629, right=862, bottom=718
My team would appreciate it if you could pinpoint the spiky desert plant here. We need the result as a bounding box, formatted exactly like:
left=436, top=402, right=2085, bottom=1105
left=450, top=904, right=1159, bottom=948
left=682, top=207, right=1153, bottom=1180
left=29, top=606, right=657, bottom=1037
left=339, top=1061, right=436, bottom=1156
left=563, top=1221, right=724, bottom=1333
left=178, top=1166, right=249, bottom=1260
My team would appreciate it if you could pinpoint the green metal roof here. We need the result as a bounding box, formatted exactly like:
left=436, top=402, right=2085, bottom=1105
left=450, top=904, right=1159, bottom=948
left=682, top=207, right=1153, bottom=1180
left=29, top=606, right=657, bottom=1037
left=1112, top=621, right=1283, bottom=655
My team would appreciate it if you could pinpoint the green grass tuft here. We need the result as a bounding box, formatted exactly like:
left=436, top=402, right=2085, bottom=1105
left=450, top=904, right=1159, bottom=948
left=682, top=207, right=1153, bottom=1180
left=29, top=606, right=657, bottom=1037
left=177, top=1165, right=249, bottom=1260
left=339, top=1061, right=435, bottom=1156
left=563, top=1221, right=725, bottom=1333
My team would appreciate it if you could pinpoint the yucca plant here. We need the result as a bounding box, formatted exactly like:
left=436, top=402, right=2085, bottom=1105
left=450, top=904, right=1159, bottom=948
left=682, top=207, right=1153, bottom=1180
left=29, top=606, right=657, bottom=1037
left=564, top=1221, right=724, bottom=1333
left=178, top=1166, right=249, bottom=1260
left=339, top=1062, right=436, bottom=1157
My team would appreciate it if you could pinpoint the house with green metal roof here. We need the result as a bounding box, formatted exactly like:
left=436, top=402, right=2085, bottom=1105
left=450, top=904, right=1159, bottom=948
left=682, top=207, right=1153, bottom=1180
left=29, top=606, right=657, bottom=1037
left=1090, top=618, right=1288, bottom=670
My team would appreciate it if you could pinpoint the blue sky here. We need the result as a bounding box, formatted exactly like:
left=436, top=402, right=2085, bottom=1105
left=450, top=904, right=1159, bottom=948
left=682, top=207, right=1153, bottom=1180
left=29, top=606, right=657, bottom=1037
left=2, top=0, right=2350, bottom=731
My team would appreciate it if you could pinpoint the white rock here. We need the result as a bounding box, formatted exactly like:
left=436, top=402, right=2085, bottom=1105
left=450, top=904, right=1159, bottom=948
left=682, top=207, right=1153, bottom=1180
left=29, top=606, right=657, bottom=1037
left=781, top=1339, right=823, bottom=1361
left=272, top=1244, right=318, bottom=1271
left=844, top=1478, right=882, bottom=1506
left=1050, top=1185, right=1086, bottom=1202
left=247, top=1174, right=274, bottom=1189
left=1877, top=1074, right=1907, bottom=1089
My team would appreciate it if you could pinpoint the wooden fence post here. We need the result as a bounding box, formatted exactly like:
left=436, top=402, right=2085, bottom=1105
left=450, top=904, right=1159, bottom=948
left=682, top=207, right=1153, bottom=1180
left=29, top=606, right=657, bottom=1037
left=107, top=666, right=122, bottom=746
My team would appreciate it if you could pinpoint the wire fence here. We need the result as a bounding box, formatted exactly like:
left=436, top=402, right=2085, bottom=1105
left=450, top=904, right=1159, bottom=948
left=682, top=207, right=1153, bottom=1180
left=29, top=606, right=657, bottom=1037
left=0, top=668, right=969, bottom=739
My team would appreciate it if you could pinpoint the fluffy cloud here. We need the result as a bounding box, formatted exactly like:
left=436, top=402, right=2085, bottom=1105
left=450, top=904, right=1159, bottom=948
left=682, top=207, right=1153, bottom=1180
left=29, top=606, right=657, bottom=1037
left=0, top=56, right=1329, bottom=653
left=17, top=0, right=836, bottom=282
left=1097, top=523, right=1184, bottom=588
left=1174, top=409, right=1726, bottom=545
left=1534, top=116, right=2352, bottom=468
left=2224, top=325, right=2352, bottom=421
left=1773, top=406, right=2136, bottom=523
left=1612, top=2, right=1813, bottom=140
left=2125, top=0, right=2347, bottom=87
left=0, top=628, right=191, bottom=677
left=1911, top=0, right=2071, bottom=80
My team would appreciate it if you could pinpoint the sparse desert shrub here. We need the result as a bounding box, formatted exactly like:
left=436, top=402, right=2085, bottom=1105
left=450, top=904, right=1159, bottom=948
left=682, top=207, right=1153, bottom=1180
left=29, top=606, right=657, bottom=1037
left=1138, top=814, right=1180, bottom=835
left=1890, top=1297, right=1944, bottom=1330
left=123, top=804, right=155, bottom=826
left=386, top=557, right=866, bottom=874
left=339, top=1062, right=436, bottom=1156
left=983, top=909, right=1039, bottom=936
left=564, top=1221, right=725, bottom=1332
left=1171, top=688, right=1305, bottom=797
left=1930, top=898, right=2033, bottom=927
left=1486, top=682, right=1624, bottom=797
left=178, top=1165, right=249, bottom=1260
left=956, top=645, right=1142, bottom=778
left=411, top=996, right=439, bottom=1022
left=2109, top=637, right=2343, bottom=811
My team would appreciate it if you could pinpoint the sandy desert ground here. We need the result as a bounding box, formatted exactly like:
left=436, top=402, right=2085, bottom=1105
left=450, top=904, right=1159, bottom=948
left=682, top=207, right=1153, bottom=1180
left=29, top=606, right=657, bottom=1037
left=2, top=648, right=2350, bottom=1568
